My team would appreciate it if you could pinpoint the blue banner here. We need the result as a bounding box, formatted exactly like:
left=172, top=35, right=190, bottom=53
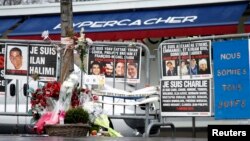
left=9, top=2, right=248, bottom=36
left=0, top=17, right=21, bottom=36
left=213, top=39, right=250, bottom=119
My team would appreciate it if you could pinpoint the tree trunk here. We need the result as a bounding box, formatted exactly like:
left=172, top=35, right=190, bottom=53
left=59, top=0, right=74, bottom=82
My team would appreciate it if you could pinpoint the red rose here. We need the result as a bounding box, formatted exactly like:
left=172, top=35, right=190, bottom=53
left=92, top=95, right=98, bottom=101
left=32, top=93, right=37, bottom=98
left=40, top=101, right=46, bottom=107
left=37, top=94, right=43, bottom=100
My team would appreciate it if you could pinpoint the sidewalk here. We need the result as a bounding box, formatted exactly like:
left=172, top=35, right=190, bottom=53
left=0, top=135, right=207, bottom=141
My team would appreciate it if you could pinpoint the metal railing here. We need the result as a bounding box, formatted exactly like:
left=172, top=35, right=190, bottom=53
left=145, top=33, right=250, bottom=137
left=0, top=39, right=157, bottom=136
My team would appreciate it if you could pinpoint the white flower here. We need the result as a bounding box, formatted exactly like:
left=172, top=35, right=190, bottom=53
left=68, top=74, right=79, bottom=85
left=41, top=30, right=49, bottom=40
left=78, top=33, right=85, bottom=42
left=62, top=81, right=74, bottom=89
left=86, top=38, right=93, bottom=46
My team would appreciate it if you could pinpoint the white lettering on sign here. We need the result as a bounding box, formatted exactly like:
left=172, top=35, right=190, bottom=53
left=220, top=52, right=241, bottom=60
left=53, top=16, right=198, bottom=30
left=0, top=80, right=4, bottom=86
left=0, top=70, right=4, bottom=77
left=212, top=129, right=246, bottom=136
left=29, top=67, right=55, bottom=75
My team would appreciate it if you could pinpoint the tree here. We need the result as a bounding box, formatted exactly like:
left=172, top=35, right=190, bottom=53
left=59, top=0, right=74, bottom=82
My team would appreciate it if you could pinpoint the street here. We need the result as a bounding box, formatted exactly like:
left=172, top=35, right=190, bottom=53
left=0, top=135, right=207, bottom=141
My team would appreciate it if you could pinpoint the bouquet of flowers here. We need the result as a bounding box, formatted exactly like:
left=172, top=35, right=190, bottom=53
left=29, top=74, right=123, bottom=137
left=73, top=28, right=93, bottom=72
left=29, top=81, right=83, bottom=119
left=29, top=74, right=86, bottom=134
left=82, top=93, right=123, bottom=137
left=42, top=27, right=92, bottom=73
left=29, top=81, right=61, bottom=118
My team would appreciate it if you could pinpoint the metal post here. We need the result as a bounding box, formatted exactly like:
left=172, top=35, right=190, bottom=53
left=4, top=79, right=7, bottom=112
left=192, top=117, right=196, bottom=138
left=15, top=79, right=19, bottom=134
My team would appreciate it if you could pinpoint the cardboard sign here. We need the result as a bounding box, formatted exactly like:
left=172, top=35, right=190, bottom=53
left=160, top=78, right=211, bottom=116
left=213, top=39, right=250, bottom=119
left=88, top=45, right=141, bottom=83
left=161, top=40, right=212, bottom=79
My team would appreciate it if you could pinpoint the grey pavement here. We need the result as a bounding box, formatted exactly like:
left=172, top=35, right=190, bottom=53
left=0, top=135, right=207, bottom=141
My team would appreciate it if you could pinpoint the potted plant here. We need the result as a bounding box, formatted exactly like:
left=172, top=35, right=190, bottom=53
left=45, top=107, right=90, bottom=137
left=64, top=107, right=89, bottom=124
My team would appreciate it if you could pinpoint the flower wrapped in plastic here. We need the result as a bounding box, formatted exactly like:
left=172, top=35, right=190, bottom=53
left=82, top=93, right=123, bottom=137
left=44, top=74, right=81, bottom=124
left=73, top=28, right=92, bottom=72
left=30, top=74, right=82, bottom=134
left=29, top=81, right=61, bottom=119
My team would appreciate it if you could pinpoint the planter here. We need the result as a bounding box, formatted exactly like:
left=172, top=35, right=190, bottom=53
left=45, top=124, right=90, bottom=137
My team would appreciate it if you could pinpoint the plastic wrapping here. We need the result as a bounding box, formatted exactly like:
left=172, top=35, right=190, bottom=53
left=33, top=74, right=80, bottom=134
left=82, top=96, right=123, bottom=137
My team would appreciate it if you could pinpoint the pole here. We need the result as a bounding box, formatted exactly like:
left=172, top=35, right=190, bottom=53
left=59, top=0, right=74, bottom=82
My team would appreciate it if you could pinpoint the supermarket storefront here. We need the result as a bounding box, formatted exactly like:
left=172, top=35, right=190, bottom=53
left=1, top=1, right=248, bottom=41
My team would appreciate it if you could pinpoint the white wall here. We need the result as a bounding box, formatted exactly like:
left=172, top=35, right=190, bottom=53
left=0, top=0, right=247, bottom=16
